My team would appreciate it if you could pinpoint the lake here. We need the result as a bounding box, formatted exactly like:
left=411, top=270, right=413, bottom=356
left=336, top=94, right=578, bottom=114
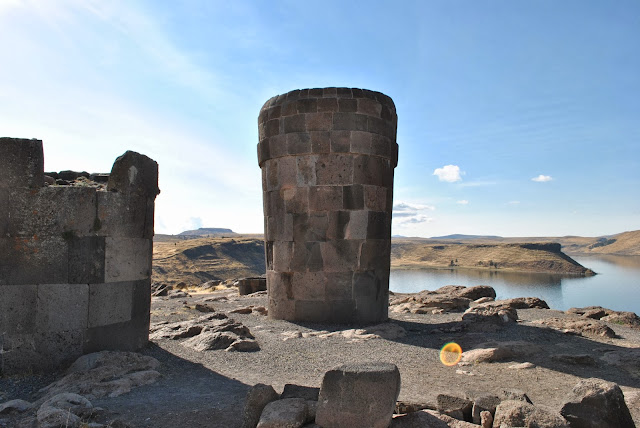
left=389, top=255, right=640, bottom=315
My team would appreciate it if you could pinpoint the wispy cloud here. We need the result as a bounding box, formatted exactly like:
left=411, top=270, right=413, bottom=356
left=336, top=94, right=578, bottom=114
left=508, top=201, right=521, bottom=205
left=532, top=174, right=553, bottom=182
left=457, top=200, right=469, bottom=205
left=433, top=165, right=464, bottom=182
left=393, top=202, right=435, bottom=224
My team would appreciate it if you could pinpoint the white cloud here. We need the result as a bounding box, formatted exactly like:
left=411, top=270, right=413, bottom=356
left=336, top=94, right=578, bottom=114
left=393, top=202, right=435, bottom=224
left=433, top=165, right=463, bottom=182
left=508, top=200, right=521, bottom=205
left=457, top=200, right=469, bottom=205
left=532, top=174, right=553, bottom=182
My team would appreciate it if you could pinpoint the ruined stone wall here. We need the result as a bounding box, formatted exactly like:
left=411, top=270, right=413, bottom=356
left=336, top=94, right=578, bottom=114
left=257, top=88, right=398, bottom=323
left=0, top=138, right=159, bottom=374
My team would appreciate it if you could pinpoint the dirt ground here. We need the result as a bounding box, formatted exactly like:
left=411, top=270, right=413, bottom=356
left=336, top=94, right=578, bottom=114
left=3, top=288, right=640, bottom=427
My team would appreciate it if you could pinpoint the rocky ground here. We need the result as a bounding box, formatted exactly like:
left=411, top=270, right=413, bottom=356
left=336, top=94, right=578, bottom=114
left=2, top=285, right=640, bottom=427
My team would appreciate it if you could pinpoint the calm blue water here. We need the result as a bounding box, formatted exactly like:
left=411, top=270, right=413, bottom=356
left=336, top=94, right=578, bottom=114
left=389, top=255, right=640, bottom=314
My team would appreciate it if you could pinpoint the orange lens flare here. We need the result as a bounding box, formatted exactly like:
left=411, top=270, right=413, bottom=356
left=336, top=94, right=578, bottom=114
left=440, top=342, right=462, bottom=366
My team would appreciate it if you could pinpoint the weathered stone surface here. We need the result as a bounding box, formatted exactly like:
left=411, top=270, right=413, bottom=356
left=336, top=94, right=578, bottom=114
left=462, top=301, right=518, bottom=325
left=237, top=277, right=267, bottom=295
left=316, top=362, right=401, bottom=428
left=280, top=384, right=320, bottom=401
left=257, top=398, right=308, bottom=428
left=471, top=394, right=501, bottom=424
left=533, top=317, right=616, bottom=338
left=39, top=351, right=161, bottom=401
left=36, top=393, right=93, bottom=428
left=0, top=399, right=32, bottom=415
left=560, top=378, right=635, bottom=428
left=436, top=394, right=472, bottom=421
left=500, top=296, right=550, bottom=309
left=259, top=88, right=397, bottom=324
left=389, top=410, right=449, bottom=428
left=494, top=400, right=569, bottom=428
left=242, top=384, right=279, bottom=428
left=551, top=353, right=597, bottom=366
left=0, top=141, right=158, bottom=374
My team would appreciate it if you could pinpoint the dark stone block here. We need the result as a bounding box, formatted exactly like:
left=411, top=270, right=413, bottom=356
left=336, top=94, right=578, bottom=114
left=323, top=87, right=337, bottom=97
left=353, top=271, right=379, bottom=299
left=0, top=236, right=69, bottom=285
left=320, top=240, right=361, bottom=272
left=327, top=211, right=351, bottom=240
left=258, top=109, right=269, bottom=125
left=371, top=134, right=392, bottom=158
left=287, top=132, right=311, bottom=155
left=325, top=271, right=353, bottom=301
left=286, top=89, right=301, bottom=100
left=298, top=89, right=309, bottom=99
left=35, top=329, right=85, bottom=370
left=367, top=211, right=390, bottom=240
left=310, top=131, right=331, bottom=153
left=0, top=138, right=44, bottom=189
left=359, top=240, right=391, bottom=271
left=269, top=135, right=288, bottom=158
left=68, top=236, right=106, bottom=284
left=336, top=87, right=353, bottom=98
left=108, top=151, right=159, bottom=200
left=293, top=212, right=328, bottom=242
left=330, top=131, right=351, bottom=153
left=258, top=141, right=270, bottom=166
left=367, top=116, right=395, bottom=138
left=351, top=88, right=364, bottom=98
left=284, top=186, right=309, bottom=214
left=357, top=98, right=382, bottom=117
left=0, top=284, right=37, bottom=335
left=295, top=300, right=330, bottom=322
left=268, top=105, right=282, bottom=120
left=317, top=98, right=339, bottom=113
left=350, top=131, right=372, bottom=155
left=284, top=114, right=307, bottom=133
left=327, top=300, right=356, bottom=323
left=309, top=185, right=343, bottom=211
left=297, top=98, right=317, bottom=113
left=338, top=98, right=358, bottom=112
left=343, top=185, right=364, bottom=210
left=306, top=113, right=332, bottom=131
left=281, top=384, right=320, bottom=401
left=131, top=279, right=151, bottom=320
left=84, top=316, right=148, bottom=353
left=309, top=88, right=324, bottom=97
left=291, top=241, right=323, bottom=272
left=265, top=119, right=280, bottom=138
left=281, top=101, right=298, bottom=116
left=265, top=241, right=274, bottom=270
left=333, top=113, right=368, bottom=131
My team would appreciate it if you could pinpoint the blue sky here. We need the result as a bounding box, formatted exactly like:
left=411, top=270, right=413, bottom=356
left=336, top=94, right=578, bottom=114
left=1, top=1, right=638, bottom=237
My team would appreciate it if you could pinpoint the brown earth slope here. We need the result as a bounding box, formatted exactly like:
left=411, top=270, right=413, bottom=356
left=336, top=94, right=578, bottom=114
left=153, top=236, right=265, bottom=286
left=391, top=240, right=593, bottom=275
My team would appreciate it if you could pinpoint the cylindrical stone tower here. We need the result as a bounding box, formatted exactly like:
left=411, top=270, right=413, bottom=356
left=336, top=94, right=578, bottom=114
left=257, top=87, right=398, bottom=324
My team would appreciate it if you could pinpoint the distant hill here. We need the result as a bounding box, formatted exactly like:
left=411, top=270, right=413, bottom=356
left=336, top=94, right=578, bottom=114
left=153, top=237, right=265, bottom=286
left=391, top=240, right=593, bottom=275
left=430, top=234, right=503, bottom=240
left=583, top=230, right=640, bottom=256
left=178, top=227, right=237, bottom=237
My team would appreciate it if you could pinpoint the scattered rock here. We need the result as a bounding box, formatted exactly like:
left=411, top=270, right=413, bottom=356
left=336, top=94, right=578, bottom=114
left=390, top=410, right=449, bottom=428
left=568, top=306, right=640, bottom=328
left=436, top=394, right=472, bottom=421
left=280, top=385, right=320, bottom=401
left=551, top=354, right=597, bottom=366
left=37, top=393, right=93, bottom=428
left=242, top=384, right=279, bottom=428
left=194, top=303, right=216, bottom=312
left=230, top=306, right=254, bottom=314
left=470, top=394, right=500, bottom=424
left=0, top=399, right=32, bottom=415
left=494, top=400, right=569, bottom=428
left=390, top=285, right=496, bottom=314
left=149, top=313, right=229, bottom=340
left=560, top=378, right=635, bottom=428
left=38, top=352, right=161, bottom=402
left=253, top=306, right=268, bottom=316
left=533, top=317, right=616, bottom=338
left=462, top=302, right=518, bottom=325
left=257, top=398, right=307, bottom=428
left=480, top=410, right=492, bottom=428
left=600, top=348, right=640, bottom=377
left=395, top=400, right=434, bottom=415
left=226, top=338, right=261, bottom=352
left=508, top=362, right=536, bottom=369
left=500, top=389, right=533, bottom=404
left=168, top=290, right=191, bottom=299
left=316, top=362, right=401, bottom=428
left=499, top=297, right=550, bottom=309
left=236, top=277, right=267, bottom=296
left=460, top=347, right=512, bottom=364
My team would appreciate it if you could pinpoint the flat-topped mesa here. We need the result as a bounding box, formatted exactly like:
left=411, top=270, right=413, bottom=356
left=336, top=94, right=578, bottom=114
left=257, top=88, right=399, bottom=324
left=0, top=137, right=159, bottom=374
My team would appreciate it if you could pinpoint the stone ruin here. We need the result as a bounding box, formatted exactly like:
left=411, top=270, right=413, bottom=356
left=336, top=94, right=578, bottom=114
left=0, top=137, right=159, bottom=374
left=257, top=87, right=398, bottom=323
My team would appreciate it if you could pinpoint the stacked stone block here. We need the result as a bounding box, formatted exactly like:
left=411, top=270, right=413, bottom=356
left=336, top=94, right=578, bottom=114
left=257, top=88, right=398, bottom=323
left=0, top=138, right=159, bottom=374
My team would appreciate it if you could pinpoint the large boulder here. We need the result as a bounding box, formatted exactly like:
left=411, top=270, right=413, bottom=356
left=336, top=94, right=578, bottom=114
left=390, top=409, right=478, bottom=427
left=533, top=317, right=616, bottom=338
left=256, top=398, right=308, bottom=428
left=494, top=400, right=568, bottom=428
left=462, top=302, right=518, bottom=325
left=560, top=378, right=635, bottom=428
left=36, top=393, right=93, bottom=428
left=436, top=394, right=472, bottom=421
left=316, top=362, right=401, bottom=428
left=242, top=384, right=279, bottom=428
